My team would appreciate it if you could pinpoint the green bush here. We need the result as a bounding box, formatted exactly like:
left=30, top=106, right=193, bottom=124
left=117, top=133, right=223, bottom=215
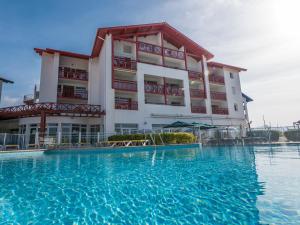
left=284, top=130, right=300, bottom=141
left=246, top=130, right=280, bottom=142
left=108, top=132, right=196, bottom=145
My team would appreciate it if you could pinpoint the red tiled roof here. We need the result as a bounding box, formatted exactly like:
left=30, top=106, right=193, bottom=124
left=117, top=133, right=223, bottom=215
left=34, top=48, right=90, bottom=60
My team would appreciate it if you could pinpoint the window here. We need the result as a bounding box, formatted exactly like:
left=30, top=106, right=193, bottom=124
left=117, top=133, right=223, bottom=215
left=234, top=103, right=238, bottom=111
left=115, top=123, right=138, bottom=134
left=230, top=72, right=234, bottom=79
left=232, top=86, right=236, bottom=95
left=123, top=45, right=133, bottom=54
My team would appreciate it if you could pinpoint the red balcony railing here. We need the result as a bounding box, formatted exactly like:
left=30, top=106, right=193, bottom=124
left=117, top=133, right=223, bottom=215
left=57, top=91, right=88, bottom=100
left=113, top=79, right=137, bottom=92
left=210, top=91, right=227, bottom=101
left=191, top=106, right=207, bottom=114
left=166, top=86, right=184, bottom=96
left=188, top=71, right=203, bottom=80
left=138, top=42, right=162, bottom=55
left=144, top=82, right=164, bottom=95
left=212, top=107, right=229, bottom=115
left=209, top=75, right=225, bottom=85
left=113, top=56, right=137, bottom=71
left=58, top=67, right=88, bottom=81
left=190, top=89, right=206, bottom=98
left=115, top=100, right=138, bottom=110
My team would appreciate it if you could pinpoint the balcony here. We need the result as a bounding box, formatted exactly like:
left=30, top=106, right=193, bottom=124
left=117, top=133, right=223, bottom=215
left=115, top=100, right=138, bottom=110
left=191, top=106, right=207, bottom=114
left=144, top=82, right=164, bottom=95
left=58, top=67, right=88, bottom=81
left=188, top=71, right=203, bottom=80
left=57, top=91, right=88, bottom=100
left=212, top=107, right=229, bottom=115
left=209, top=75, right=225, bottom=85
left=113, top=56, right=137, bottom=71
left=113, top=79, right=137, bottom=92
left=210, top=91, right=227, bottom=101
left=190, top=89, right=205, bottom=98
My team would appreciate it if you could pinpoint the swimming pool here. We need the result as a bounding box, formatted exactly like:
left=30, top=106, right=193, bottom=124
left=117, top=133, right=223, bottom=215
left=0, top=145, right=299, bottom=224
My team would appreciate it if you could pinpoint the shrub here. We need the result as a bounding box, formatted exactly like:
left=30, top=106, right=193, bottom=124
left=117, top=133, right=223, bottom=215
left=246, top=130, right=280, bottom=142
left=108, top=132, right=196, bottom=145
left=284, top=130, right=300, bottom=141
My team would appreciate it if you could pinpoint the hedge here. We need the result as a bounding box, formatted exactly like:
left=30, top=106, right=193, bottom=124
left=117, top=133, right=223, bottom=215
left=108, top=132, right=196, bottom=145
left=284, top=130, right=300, bottom=141
left=246, top=130, right=280, bottom=142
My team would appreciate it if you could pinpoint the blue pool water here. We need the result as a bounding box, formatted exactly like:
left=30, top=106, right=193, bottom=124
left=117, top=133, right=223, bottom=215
left=0, top=145, right=300, bottom=224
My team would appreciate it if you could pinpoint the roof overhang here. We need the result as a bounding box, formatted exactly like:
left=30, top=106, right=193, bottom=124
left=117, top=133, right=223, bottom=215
left=242, top=93, right=253, bottom=102
left=0, top=77, right=14, bottom=84
left=207, top=61, right=247, bottom=72
left=34, top=48, right=90, bottom=60
left=91, top=22, right=214, bottom=60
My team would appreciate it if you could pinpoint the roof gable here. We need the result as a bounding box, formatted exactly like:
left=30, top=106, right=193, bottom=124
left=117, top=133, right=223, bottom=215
left=91, top=22, right=214, bottom=60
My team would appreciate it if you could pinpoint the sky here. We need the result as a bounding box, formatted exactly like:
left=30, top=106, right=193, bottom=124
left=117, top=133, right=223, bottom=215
left=0, top=0, right=299, bottom=127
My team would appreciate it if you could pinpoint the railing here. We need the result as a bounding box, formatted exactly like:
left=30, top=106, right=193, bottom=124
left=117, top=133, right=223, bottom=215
left=163, top=48, right=185, bottom=60
left=138, top=42, right=185, bottom=60
left=166, top=86, right=184, bottom=96
left=115, top=100, right=138, bottom=110
left=57, top=91, right=88, bottom=100
left=144, top=82, right=164, bottom=95
left=138, top=42, right=162, bottom=55
left=209, top=75, right=225, bottom=85
left=58, top=67, right=88, bottom=81
left=212, top=107, right=229, bottom=115
left=0, top=103, right=104, bottom=120
left=113, top=56, right=137, bottom=71
left=210, top=91, right=227, bottom=101
left=191, top=106, right=207, bottom=114
left=113, top=79, right=137, bottom=92
left=190, top=89, right=206, bottom=98
left=188, top=71, right=203, bottom=80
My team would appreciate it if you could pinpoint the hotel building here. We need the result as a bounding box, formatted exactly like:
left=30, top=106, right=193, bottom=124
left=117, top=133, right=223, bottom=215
left=0, top=22, right=250, bottom=144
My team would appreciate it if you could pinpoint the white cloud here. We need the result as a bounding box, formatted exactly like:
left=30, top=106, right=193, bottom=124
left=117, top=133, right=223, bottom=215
left=1, top=96, right=22, bottom=107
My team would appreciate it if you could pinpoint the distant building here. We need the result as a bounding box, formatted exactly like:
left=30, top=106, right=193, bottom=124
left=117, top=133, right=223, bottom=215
left=0, top=77, right=14, bottom=103
left=0, top=22, right=251, bottom=144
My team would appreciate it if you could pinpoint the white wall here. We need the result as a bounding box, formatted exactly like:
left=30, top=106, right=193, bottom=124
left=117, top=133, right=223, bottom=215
left=224, top=69, right=244, bottom=120
left=39, top=52, right=59, bottom=102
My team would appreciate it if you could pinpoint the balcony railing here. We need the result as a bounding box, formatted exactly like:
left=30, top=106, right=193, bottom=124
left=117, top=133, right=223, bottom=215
left=138, top=42, right=185, bottom=60
left=138, top=42, right=162, bottom=55
left=57, top=91, right=88, bottom=100
left=209, top=75, right=225, bottom=85
left=191, top=106, right=207, bottom=114
left=212, top=107, right=229, bottom=115
left=190, top=89, right=206, bottom=98
left=115, top=100, right=138, bottom=110
left=58, top=67, right=88, bottom=81
left=166, top=86, right=184, bottom=96
left=113, top=56, right=137, bottom=71
left=163, top=48, right=185, bottom=60
left=188, top=71, right=203, bottom=80
left=113, top=79, right=137, bottom=92
left=144, top=83, right=164, bottom=95
left=210, top=91, right=227, bottom=101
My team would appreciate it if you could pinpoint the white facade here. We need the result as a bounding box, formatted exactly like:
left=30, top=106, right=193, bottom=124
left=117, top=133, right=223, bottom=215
left=5, top=23, right=249, bottom=139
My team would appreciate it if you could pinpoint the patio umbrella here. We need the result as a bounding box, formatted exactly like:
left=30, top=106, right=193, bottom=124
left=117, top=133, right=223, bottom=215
left=163, top=121, right=194, bottom=128
left=191, top=122, right=217, bottom=130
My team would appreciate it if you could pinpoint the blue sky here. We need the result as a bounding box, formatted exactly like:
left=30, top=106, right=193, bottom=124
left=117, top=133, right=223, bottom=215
left=1, top=0, right=300, bottom=126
